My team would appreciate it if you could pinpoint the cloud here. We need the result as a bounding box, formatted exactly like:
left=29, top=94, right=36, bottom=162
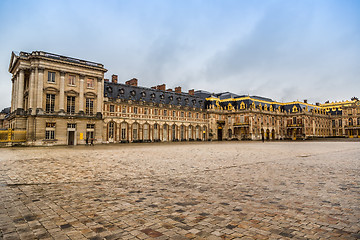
left=0, top=0, right=359, bottom=110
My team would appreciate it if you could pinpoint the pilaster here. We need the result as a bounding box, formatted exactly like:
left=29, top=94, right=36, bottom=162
left=29, top=68, right=35, bottom=114
left=17, top=69, right=25, bottom=110
left=59, top=71, right=65, bottom=113
left=11, top=77, right=15, bottom=112
left=36, top=68, right=44, bottom=114
left=79, top=75, right=84, bottom=114
left=96, top=77, right=103, bottom=117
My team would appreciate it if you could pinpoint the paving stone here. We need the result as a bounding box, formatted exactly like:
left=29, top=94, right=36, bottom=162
left=0, top=142, right=359, bottom=239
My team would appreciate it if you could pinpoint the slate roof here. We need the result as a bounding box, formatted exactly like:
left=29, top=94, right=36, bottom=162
left=104, top=82, right=206, bottom=109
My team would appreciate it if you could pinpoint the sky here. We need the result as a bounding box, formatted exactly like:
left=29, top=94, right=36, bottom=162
left=0, top=0, right=359, bottom=110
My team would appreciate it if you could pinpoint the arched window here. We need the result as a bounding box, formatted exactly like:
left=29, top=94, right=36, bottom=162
left=188, top=126, right=192, bottom=139
left=202, top=126, right=207, bottom=140
left=154, top=124, right=159, bottom=140
left=121, top=122, right=127, bottom=140
left=196, top=126, right=200, bottom=139
left=163, top=125, right=168, bottom=141
left=172, top=125, right=176, bottom=140
left=132, top=123, right=139, bottom=141
left=180, top=125, right=185, bottom=140
left=143, top=124, right=149, bottom=141
left=108, top=122, right=115, bottom=142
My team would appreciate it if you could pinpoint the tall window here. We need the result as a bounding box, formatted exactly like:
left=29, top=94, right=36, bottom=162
left=133, top=123, right=138, bottom=141
left=67, top=96, right=75, bottom=114
left=86, top=98, right=94, bottom=115
left=48, top=71, right=55, bottom=83
left=154, top=124, right=159, bottom=140
left=121, top=123, right=127, bottom=140
left=154, top=109, right=158, bottom=115
left=144, top=124, right=149, bottom=140
left=164, top=110, right=167, bottom=116
left=87, top=78, right=94, bottom=88
left=173, top=111, right=176, bottom=117
left=68, top=75, right=76, bottom=85
left=181, top=125, right=184, bottom=139
left=86, top=124, right=95, bottom=140
left=133, top=107, right=138, bottom=114
left=349, top=118, right=353, bottom=126
left=45, top=122, right=55, bottom=140
left=46, top=94, right=55, bottom=112
left=109, top=105, right=114, bottom=112
left=144, top=108, right=148, bottom=115
left=108, top=122, right=114, bottom=139
left=172, top=125, right=176, bottom=140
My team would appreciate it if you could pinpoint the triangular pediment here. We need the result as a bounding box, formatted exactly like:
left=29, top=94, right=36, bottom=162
left=65, top=90, right=79, bottom=96
left=8, top=51, right=19, bottom=73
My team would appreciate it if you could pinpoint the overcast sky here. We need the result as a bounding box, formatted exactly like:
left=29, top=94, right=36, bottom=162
left=0, top=0, right=359, bottom=110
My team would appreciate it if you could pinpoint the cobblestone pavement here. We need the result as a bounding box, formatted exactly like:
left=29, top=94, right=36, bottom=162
left=0, top=141, right=359, bottom=240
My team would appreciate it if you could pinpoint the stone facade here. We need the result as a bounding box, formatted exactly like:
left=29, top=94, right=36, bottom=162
left=7, top=51, right=106, bottom=145
left=6, top=51, right=360, bottom=145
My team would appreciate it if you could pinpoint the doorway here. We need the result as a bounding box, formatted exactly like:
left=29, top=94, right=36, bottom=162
left=68, top=131, right=75, bottom=145
left=217, top=128, right=223, bottom=141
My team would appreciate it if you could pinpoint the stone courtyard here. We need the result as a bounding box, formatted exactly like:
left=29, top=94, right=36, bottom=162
left=0, top=141, right=359, bottom=240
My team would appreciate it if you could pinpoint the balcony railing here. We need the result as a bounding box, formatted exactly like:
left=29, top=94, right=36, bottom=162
left=286, top=124, right=304, bottom=128
left=233, top=122, right=249, bottom=126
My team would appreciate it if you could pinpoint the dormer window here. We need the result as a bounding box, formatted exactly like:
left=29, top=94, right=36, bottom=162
left=119, top=88, right=125, bottom=94
left=130, top=90, right=136, bottom=96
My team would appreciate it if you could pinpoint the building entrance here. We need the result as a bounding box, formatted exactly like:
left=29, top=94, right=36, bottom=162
left=67, top=123, right=76, bottom=145
left=217, top=128, right=222, bottom=141
left=68, top=131, right=75, bottom=145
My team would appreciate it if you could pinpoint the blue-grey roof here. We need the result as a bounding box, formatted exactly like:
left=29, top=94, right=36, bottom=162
left=104, top=82, right=206, bottom=109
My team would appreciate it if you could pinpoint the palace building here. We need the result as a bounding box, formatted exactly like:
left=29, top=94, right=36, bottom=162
left=4, top=51, right=360, bottom=145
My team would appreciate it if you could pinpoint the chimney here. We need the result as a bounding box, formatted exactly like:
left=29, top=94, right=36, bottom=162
left=316, top=102, right=320, bottom=106
left=157, top=84, right=166, bottom=91
left=188, top=89, right=194, bottom=96
left=111, top=74, right=118, bottom=83
left=104, top=78, right=109, bottom=82
left=125, top=78, right=138, bottom=86
left=304, top=99, right=307, bottom=103
left=166, top=89, right=172, bottom=92
left=175, top=86, right=181, bottom=93
left=151, top=86, right=157, bottom=89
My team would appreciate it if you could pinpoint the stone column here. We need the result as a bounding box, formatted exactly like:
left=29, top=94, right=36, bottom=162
left=36, top=68, right=44, bottom=113
left=11, top=77, right=15, bottom=112
left=59, top=71, right=65, bottom=113
left=96, top=77, right=103, bottom=117
left=29, top=68, right=35, bottom=114
left=17, top=69, right=25, bottom=110
left=79, top=75, right=84, bottom=114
